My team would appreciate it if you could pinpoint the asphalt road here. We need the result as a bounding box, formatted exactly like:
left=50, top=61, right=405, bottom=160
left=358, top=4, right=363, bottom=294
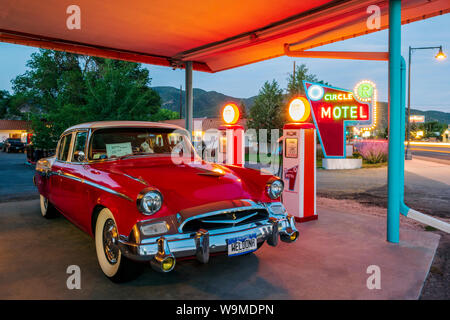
left=0, top=151, right=37, bottom=202
left=410, top=143, right=450, bottom=163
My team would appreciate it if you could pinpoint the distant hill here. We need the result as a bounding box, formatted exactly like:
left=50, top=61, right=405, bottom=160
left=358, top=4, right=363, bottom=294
left=152, top=86, right=255, bottom=118
left=375, top=102, right=449, bottom=129
left=153, top=86, right=449, bottom=125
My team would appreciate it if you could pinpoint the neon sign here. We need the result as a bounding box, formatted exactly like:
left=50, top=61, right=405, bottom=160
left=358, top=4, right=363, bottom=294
left=304, top=81, right=376, bottom=158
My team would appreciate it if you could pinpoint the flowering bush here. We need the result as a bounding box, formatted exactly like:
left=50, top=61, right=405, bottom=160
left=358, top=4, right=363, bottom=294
left=353, top=140, right=388, bottom=164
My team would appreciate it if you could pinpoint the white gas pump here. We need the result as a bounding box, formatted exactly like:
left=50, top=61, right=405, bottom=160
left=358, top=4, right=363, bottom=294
left=282, top=97, right=317, bottom=222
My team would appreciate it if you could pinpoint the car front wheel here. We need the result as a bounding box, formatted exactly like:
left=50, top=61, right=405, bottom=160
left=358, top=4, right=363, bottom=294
left=95, top=208, right=142, bottom=283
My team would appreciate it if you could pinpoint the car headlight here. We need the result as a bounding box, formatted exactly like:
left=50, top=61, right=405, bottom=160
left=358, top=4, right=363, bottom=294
left=266, top=179, right=284, bottom=199
left=137, top=189, right=163, bottom=215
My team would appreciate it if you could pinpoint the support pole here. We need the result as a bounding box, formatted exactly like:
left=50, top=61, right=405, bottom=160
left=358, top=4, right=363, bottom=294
left=387, top=0, right=401, bottom=243
left=185, top=61, right=193, bottom=136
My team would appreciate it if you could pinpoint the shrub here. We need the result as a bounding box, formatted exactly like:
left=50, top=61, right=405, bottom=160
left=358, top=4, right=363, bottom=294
left=353, top=140, right=388, bottom=164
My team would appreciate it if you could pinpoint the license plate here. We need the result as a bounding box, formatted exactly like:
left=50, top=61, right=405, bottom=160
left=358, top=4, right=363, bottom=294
left=227, top=234, right=257, bottom=256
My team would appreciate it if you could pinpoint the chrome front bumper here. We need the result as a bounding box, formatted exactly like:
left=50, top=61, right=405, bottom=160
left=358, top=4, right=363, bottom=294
left=118, top=201, right=298, bottom=270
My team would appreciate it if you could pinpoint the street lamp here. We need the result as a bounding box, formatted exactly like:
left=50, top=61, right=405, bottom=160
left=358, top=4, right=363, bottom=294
left=406, top=45, right=446, bottom=160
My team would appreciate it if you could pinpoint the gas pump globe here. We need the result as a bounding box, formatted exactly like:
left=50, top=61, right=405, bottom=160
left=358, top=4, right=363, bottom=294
left=282, top=97, right=317, bottom=222
left=218, top=103, right=245, bottom=166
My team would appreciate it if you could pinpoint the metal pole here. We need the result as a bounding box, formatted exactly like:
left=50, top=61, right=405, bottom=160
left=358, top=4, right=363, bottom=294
left=179, top=85, right=183, bottom=119
left=293, top=61, right=296, bottom=93
left=406, top=47, right=412, bottom=160
left=387, top=0, right=401, bottom=243
left=185, top=61, right=193, bottom=136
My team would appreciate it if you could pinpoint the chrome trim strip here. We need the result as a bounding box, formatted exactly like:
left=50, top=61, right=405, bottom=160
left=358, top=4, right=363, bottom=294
left=199, top=211, right=259, bottom=224
left=123, top=173, right=148, bottom=185
left=55, top=171, right=133, bottom=202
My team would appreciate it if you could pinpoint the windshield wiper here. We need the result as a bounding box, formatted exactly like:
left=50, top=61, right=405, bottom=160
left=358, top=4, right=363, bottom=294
left=116, top=152, right=152, bottom=161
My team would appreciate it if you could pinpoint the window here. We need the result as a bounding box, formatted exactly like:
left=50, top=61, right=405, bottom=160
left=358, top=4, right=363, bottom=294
left=57, top=134, right=73, bottom=161
left=88, top=127, right=195, bottom=160
left=72, top=131, right=88, bottom=162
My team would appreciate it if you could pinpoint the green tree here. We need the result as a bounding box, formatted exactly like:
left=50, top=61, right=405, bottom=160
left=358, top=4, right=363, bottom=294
left=247, top=80, right=285, bottom=131
left=0, top=90, right=10, bottom=119
left=286, top=63, right=330, bottom=97
left=11, top=50, right=168, bottom=149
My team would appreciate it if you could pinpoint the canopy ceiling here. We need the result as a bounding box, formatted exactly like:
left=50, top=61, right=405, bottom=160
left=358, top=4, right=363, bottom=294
left=0, top=0, right=449, bottom=72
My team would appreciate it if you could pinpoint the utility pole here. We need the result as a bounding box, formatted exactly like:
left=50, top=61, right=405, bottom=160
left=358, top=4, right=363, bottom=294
left=293, top=61, right=296, bottom=92
left=179, top=85, right=183, bottom=119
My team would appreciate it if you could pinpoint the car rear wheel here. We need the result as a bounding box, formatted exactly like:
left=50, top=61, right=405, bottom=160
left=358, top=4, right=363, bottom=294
left=95, top=208, right=143, bottom=283
left=39, top=195, right=58, bottom=218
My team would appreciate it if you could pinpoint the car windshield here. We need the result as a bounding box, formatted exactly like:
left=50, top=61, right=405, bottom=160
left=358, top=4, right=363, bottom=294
left=88, top=127, right=196, bottom=161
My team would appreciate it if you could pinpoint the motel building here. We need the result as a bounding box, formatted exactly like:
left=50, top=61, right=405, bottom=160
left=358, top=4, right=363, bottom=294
left=0, top=120, right=32, bottom=144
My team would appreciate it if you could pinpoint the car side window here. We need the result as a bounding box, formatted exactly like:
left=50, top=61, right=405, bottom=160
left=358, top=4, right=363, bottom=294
left=71, top=131, right=88, bottom=162
left=57, top=134, right=73, bottom=161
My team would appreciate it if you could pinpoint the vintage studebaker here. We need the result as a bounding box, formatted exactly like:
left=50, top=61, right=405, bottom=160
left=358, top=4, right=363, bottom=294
left=34, top=121, right=298, bottom=282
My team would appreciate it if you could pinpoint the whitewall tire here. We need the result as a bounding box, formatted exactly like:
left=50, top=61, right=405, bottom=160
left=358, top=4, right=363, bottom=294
left=95, top=208, right=142, bottom=282
left=39, top=195, right=58, bottom=219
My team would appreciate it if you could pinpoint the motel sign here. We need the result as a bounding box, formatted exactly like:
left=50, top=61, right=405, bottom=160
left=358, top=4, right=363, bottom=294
left=304, top=81, right=376, bottom=158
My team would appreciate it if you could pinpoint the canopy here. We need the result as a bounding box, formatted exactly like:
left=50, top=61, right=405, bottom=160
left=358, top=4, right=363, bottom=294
left=1, top=0, right=448, bottom=72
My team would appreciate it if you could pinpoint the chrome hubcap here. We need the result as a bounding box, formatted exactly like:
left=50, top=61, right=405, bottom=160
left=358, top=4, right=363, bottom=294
left=103, top=219, right=119, bottom=264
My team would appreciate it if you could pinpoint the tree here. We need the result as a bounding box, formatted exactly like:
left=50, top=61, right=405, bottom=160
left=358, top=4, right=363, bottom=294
left=10, top=50, right=170, bottom=149
left=286, top=63, right=330, bottom=97
left=247, top=80, right=285, bottom=132
left=0, top=90, right=10, bottom=119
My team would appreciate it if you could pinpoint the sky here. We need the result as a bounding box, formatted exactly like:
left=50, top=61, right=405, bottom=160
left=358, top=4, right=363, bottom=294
left=1, top=14, right=449, bottom=112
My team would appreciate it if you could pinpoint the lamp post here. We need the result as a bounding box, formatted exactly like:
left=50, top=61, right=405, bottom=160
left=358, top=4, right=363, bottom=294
left=406, top=45, right=446, bottom=160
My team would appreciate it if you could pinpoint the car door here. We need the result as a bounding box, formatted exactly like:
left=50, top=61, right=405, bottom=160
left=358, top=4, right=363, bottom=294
left=50, top=132, right=73, bottom=211
left=53, top=130, right=91, bottom=231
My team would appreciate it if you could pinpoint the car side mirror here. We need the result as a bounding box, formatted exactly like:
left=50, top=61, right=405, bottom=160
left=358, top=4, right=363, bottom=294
left=74, top=151, right=85, bottom=162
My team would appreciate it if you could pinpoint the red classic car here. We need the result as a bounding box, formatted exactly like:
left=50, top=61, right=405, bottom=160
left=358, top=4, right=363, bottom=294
left=34, top=121, right=298, bottom=282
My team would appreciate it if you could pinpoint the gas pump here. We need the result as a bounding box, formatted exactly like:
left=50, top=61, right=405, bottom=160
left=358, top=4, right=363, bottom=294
left=282, top=97, right=317, bottom=222
left=218, top=103, right=244, bottom=166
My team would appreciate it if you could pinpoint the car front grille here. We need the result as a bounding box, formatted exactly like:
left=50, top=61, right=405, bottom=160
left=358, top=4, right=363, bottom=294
left=181, top=208, right=269, bottom=233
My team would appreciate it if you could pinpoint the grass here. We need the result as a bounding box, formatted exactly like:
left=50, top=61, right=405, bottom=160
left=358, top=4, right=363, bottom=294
left=362, top=161, right=388, bottom=168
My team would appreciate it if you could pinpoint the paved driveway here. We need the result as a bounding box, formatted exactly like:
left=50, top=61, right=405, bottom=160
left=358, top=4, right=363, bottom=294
left=317, top=158, right=450, bottom=218
left=0, top=199, right=439, bottom=299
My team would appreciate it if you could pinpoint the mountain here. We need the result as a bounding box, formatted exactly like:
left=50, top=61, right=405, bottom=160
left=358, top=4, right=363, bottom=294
left=152, top=86, right=255, bottom=118
left=152, top=86, right=450, bottom=125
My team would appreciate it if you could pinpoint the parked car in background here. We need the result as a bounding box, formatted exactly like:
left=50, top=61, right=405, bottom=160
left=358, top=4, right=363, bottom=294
left=34, top=121, right=298, bottom=282
left=2, top=138, right=25, bottom=153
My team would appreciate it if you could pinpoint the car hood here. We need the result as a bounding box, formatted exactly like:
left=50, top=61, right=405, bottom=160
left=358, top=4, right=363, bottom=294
left=90, top=157, right=268, bottom=216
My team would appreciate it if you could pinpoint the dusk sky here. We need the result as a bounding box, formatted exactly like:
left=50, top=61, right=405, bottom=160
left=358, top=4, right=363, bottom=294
left=1, top=14, right=449, bottom=112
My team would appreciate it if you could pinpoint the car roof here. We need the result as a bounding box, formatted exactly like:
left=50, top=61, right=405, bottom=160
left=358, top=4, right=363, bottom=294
left=63, top=121, right=186, bottom=133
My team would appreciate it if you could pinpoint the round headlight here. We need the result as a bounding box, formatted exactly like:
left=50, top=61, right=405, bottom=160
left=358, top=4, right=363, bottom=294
left=137, top=189, right=163, bottom=215
left=267, top=179, right=284, bottom=199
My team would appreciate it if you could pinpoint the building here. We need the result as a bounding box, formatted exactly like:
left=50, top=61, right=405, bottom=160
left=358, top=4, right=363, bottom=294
left=443, top=125, right=450, bottom=143
left=0, top=120, right=32, bottom=143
